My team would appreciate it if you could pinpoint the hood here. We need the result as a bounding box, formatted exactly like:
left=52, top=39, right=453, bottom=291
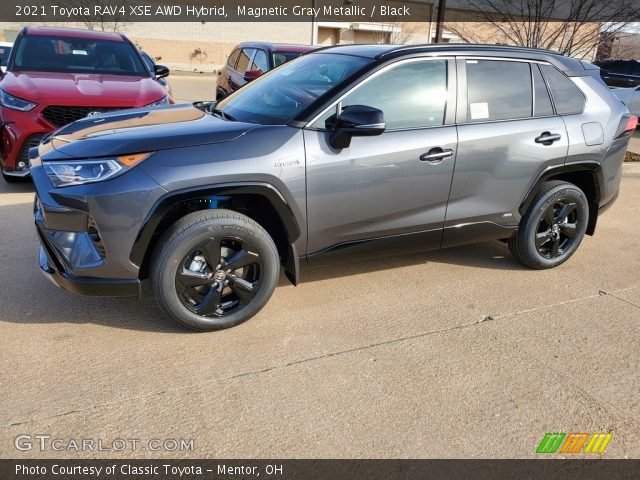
left=2, top=71, right=166, bottom=106
left=41, top=103, right=259, bottom=159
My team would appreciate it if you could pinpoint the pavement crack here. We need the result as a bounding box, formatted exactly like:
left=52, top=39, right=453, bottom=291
left=5, top=285, right=638, bottom=428
left=599, top=290, right=640, bottom=310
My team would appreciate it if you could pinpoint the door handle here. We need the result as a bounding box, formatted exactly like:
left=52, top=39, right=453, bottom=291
left=419, top=148, right=454, bottom=163
left=535, top=132, right=562, bottom=145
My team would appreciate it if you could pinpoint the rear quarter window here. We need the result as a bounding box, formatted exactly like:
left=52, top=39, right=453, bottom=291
left=540, top=64, right=586, bottom=115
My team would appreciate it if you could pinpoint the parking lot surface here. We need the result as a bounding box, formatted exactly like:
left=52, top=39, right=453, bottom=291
left=0, top=77, right=639, bottom=459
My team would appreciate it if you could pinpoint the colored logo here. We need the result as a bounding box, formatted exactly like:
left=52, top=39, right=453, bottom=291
left=537, top=432, right=612, bottom=454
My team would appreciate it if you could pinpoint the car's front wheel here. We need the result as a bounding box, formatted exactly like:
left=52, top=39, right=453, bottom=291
left=509, top=180, right=589, bottom=269
left=151, top=209, right=279, bottom=331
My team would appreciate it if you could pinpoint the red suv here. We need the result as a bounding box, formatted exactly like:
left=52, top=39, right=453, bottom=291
left=0, top=27, right=171, bottom=181
left=216, top=42, right=316, bottom=100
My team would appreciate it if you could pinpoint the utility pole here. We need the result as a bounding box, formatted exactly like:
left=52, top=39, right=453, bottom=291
left=434, top=0, right=447, bottom=43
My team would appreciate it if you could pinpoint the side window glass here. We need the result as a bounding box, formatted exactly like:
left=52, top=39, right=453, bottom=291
left=227, top=49, right=240, bottom=68
left=236, top=48, right=254, bottom=73
left=540, top=64, right=586, bottom=115
left=533, top=63, right=554, bottom=117
left=466, top=59, right=532, bottom=121
left=316, top=60, right=448, bottom=131
left=251, top=49, right=269, bottom=73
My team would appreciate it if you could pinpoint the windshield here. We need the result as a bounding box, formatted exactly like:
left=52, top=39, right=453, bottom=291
left=217, top=53, right=371, bottom=125
left=0, top=46, right=11, bottom=67
left=12, top=35, right=147, bottom=76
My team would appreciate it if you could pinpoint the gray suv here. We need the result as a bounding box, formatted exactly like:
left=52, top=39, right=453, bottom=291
left=32, top=44, right=636, bottom=330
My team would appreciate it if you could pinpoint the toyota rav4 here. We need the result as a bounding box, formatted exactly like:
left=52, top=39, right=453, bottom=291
left=31, top=44, right=637, bottom=330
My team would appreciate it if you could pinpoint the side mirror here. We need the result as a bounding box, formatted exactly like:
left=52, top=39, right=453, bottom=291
left=329, top=105, right=385, bottom=149
left=243, top=69, right=263, bottom=82
left=153, top=64, right=170, bottom=79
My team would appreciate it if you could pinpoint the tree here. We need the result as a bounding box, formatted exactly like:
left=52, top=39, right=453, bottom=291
left=443, top=0, right=640, bottom=59
left=61, top=0, right=128, bottom=32
left=371, top=21, right=418, bottom=44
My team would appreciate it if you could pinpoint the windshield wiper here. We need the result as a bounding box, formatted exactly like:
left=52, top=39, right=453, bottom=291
left=209, top=107, right=236, bottom=122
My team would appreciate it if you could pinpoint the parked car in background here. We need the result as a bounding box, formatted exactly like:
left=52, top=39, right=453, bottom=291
left=31, top=44, right=635, bottom=331
left=0, top=42, right=12, bottom=73
left=594, top=59, right=640, bottom=88
left=0, top=26, right=171, bottom=181
left=140, top=50, right=172, bottom=97
left=612, top=85, right=640, bottom=118
left=216, top=41, right=316, bottom=100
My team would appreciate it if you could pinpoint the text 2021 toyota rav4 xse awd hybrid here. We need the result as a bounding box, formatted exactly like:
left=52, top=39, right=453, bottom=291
left=31, top=44, right=636, bottom=331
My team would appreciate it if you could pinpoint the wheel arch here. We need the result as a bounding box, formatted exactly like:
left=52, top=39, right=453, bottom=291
left=519, top=162, right=603, bottom=236
left=130, top=182, right=301, bottom=285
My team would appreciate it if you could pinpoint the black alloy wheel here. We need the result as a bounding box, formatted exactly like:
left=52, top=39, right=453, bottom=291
left=509, top=180, right=588, bottom=269
left=534, top=199, right=579, bottom=260
left=175, top=237, right=262, bottom=318
left=151, top=209, right=280, bottom=331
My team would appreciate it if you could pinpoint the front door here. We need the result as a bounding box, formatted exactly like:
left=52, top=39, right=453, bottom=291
left=303, top=58, right=458, bottom=256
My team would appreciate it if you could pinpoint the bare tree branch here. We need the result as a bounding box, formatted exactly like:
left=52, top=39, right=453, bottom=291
left=443, top=0, right=639, bottom=59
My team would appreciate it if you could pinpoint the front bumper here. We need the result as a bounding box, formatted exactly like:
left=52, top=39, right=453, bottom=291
left=38, top=241, right=140, bottom=297
left=1, top=106, right=52, bottom=174
left=31, top=160, right=166, bottom=297
left=35, top=199, right=140, bottom=297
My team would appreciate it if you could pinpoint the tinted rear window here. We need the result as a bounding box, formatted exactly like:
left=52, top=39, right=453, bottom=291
left=12, top=35, right=147, bottom=76
left=540, top=64, right=586, bottom=115
left=466, top=59, right=532, bottom=121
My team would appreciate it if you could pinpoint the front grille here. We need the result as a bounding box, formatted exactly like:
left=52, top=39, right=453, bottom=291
left=17, top=134, right=44, bottom=170
left=41, top=106, right=131, bottom=128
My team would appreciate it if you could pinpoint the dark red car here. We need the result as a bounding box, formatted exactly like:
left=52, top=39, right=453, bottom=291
left=0, top=26, right=171, bottom=181
left=216, top=41, right=316, bottom=100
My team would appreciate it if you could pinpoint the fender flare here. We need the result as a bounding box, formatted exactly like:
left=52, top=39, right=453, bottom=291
left=519, top=161, right=603, bottom=235
left=129, top=182, right=301, bottom=275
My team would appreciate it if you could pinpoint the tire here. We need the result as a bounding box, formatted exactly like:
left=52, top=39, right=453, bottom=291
left=2, top=169, right=23, bottom=183
left=151, top=209, right=280, bottom=331
left=509, top=180, right=588, bottom=269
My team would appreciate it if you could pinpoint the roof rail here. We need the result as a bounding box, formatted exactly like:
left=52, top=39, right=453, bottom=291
left=376, top=43, right=563, bottom=58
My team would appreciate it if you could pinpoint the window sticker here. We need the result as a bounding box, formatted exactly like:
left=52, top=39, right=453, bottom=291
left=469, top=102, right=489, bottom=119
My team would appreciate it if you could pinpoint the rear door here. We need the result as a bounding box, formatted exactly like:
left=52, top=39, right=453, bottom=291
left=304, top=57, right=458, bottom=255
left=443, top=58, right=568, bottom=247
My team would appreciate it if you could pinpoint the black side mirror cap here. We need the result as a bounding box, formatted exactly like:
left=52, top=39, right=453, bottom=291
left=154, top=64, right=170, bottom=79
left=329, top=105, right=385, bottom=149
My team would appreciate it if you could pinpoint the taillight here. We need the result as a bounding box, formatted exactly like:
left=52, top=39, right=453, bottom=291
left=616, top=114, right=638, bottom=138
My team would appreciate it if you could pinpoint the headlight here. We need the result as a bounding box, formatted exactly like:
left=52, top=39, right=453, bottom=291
left=0, top=89, right=37, bottom=111
left=43, top=152, right=153, bottom=188
left=145, top=95, right=169, bottom=108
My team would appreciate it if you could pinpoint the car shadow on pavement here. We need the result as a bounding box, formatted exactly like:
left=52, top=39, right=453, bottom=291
left=0, top=178, right=34, bottom=195
left=294, top=240, right=526, bottom=285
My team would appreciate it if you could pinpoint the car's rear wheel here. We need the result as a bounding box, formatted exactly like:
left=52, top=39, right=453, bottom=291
left=151, top=209, right=279, bottom=331
left=509, top=180, right=588, bottom=269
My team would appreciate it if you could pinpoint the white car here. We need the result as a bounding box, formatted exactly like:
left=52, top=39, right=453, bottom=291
left=612, top=85, right=640, bottom=117
left=0, top=41, right=12, bottom=73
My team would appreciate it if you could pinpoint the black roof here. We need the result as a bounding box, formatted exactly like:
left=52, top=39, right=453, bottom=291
left=313, top=43, right=594, bottom=77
